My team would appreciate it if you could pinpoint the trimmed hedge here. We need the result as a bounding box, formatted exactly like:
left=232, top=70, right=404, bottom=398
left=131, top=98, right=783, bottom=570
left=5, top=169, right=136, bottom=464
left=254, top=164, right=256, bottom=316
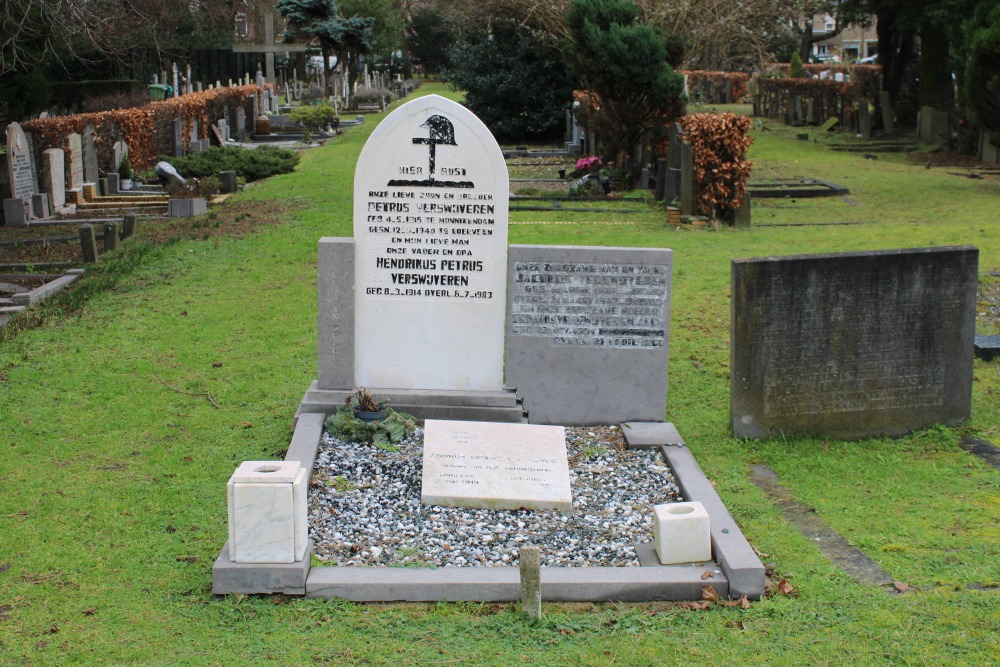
left=159, top=146, right=299, bottom=182
left=678, top=113, right=753, bottom=220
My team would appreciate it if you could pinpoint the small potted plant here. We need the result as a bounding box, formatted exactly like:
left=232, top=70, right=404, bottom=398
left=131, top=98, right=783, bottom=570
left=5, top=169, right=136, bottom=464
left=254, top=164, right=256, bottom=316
left=119, top=154, right=133, bottom=191
left=347, top=387, right=387, bottom=422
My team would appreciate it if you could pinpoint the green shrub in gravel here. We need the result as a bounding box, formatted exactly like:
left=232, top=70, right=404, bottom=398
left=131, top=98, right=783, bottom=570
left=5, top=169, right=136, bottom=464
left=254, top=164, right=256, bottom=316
left=324, top=405, right=417, bottom=449
left=156, top=145, right=300, bottom=182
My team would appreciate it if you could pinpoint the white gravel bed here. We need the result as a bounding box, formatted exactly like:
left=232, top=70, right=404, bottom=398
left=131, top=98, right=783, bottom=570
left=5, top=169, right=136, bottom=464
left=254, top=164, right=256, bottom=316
left=308, top=425, right=681, bottom=567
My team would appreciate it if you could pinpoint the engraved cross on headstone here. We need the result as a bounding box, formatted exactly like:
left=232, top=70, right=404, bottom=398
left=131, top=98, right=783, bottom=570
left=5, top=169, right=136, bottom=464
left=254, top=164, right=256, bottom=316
left=413, top=115, right=457, bottom=182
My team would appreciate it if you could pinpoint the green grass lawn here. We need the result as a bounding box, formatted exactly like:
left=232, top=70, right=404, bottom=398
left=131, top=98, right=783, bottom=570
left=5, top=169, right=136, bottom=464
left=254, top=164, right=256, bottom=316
left=0, top=82, right=997, bottom=665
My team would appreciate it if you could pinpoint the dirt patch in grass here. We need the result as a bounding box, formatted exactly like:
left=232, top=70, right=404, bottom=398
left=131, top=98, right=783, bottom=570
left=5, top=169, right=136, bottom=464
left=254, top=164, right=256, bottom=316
left=0, top=198, right=304, bottom=269
left=134, top=198, right=305, bottom=245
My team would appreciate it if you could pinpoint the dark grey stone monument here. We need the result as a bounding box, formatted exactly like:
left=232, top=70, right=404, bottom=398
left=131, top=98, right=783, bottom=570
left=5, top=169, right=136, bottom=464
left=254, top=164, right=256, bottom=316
left=679, top=141, right=697, bottom=216
left=505, top=245, right=672, bottom=425
left=730, top=246, right=978, bottom=440
left=857, top=102, right=872, bottom=140
left=879, top=91, right=893, bottom=132
left=665, top=123, right=683, bottom=203
left=174, top=118, right=184, bottom=157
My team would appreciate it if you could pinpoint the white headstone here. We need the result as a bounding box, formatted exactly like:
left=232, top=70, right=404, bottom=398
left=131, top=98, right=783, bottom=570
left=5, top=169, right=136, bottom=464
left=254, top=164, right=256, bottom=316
left=42, top=148, right=65, bottom=209
left=67, top=132, right=84, bottom=189
left=112, top=139, right=129, bottom=173
left=6, top=122, right=36, bottom=199
left=421, top=420, right=572, bottom=511
left=352, top=94, right=510, bottom=390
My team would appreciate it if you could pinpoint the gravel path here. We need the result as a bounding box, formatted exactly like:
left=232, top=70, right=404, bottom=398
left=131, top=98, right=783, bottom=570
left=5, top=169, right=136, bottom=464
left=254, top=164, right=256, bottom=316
left=309, top=426, right=680, bottom=567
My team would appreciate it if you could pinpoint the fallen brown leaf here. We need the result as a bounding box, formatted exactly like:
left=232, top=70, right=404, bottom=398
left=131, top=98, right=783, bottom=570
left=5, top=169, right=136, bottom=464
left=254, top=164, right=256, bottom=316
left=702, top=585, right=720, bottom=603
left=239, top=421, right=253, bottom=429
left=701, top=571, right=713, bottom=580
left=82, top=607, right=97, bottom=616
left=212, top=362, right=223, bottom=367
left=176, top=556, right=198, bottom=563
left=680, top=600, right=713, bottom=611
left=894, top=581, right=909, bottom=593
left=776, top=578, right=797, bottom=597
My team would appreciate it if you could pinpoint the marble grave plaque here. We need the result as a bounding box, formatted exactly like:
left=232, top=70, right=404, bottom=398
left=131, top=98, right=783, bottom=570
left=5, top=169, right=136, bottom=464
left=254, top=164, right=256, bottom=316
left=421, top=420, right=571, bottom=511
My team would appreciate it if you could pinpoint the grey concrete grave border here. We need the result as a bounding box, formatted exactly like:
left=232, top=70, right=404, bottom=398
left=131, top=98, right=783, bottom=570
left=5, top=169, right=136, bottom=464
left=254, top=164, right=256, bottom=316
left=212, top=415, right=764, bottom=601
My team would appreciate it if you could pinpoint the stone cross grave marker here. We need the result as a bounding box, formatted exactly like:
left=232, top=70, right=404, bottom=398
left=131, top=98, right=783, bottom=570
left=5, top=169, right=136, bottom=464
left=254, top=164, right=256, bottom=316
left=6, top=122, right=36, bottom=199
left=421, top=420, right=571, bottom=511
left=352, top=94, right=509, bottom=390
left=67, top=133, right=84, bottom=189
left=730, top=246, right=978, bottom=440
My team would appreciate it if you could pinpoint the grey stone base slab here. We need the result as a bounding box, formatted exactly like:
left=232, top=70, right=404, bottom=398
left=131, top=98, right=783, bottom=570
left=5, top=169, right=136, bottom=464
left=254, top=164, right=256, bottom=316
left=622, top=422, right=685, bottom=449
left=299, top=382, right=527, bottom=423
left=306, top=563, right=726, bottom=602
left=212, top=540, right=313, bottom=595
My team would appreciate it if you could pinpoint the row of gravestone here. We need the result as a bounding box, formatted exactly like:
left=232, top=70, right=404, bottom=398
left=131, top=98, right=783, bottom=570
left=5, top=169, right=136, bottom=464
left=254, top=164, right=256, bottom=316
left=304, top=95, right=976, bottom=441
left=3, top=122, right=136, bottom=225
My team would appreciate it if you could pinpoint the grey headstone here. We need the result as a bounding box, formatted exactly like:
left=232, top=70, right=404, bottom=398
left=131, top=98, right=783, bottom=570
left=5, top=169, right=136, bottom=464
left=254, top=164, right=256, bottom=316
left=733, top=191, right=751, bottom=228
left=83, top=126, right=99, bottom=184
left=879, top=91, right=893, bottom=132
left=219, top=171, right=237, bottom=193
left=857, top=102, right=872, bottom=140
left=506, top=245, right=672, bottom=425
left=3, top=197, right=30, bottom=226
left=23, top=131, right=40, bottom=195
left=67, top=133, right=84, bottom=189
left=31, top=193, right=49, bottom=218
left=730, top=246, right=978, bottom=440
left=7, top=122, right=36, bottom=199
left=679, top=141, right=697, bottom=216
left=42, top=148, right=65, bottom=209
left=665, top=123, right=683, bottom=203
left=236, top=107, right=247, bottom=141
left=174, top=118, right=184, bottom=157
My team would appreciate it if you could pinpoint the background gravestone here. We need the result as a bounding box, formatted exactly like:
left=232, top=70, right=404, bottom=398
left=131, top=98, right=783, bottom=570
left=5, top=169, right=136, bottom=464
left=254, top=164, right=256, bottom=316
left=6, top=122, right=37, bottom=200
left=113, top=140, right=129, bottom=173
left=505, top=245, right=672, bottom=425
left=351, top=94, right=509, bottom=391
left=731, top=246, right=978, bottom=440
left=67, top=133, right=84, bottom=189
left=83, top=126, right=99, bottom=184
left=42, top=148, right=65, bottom=210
